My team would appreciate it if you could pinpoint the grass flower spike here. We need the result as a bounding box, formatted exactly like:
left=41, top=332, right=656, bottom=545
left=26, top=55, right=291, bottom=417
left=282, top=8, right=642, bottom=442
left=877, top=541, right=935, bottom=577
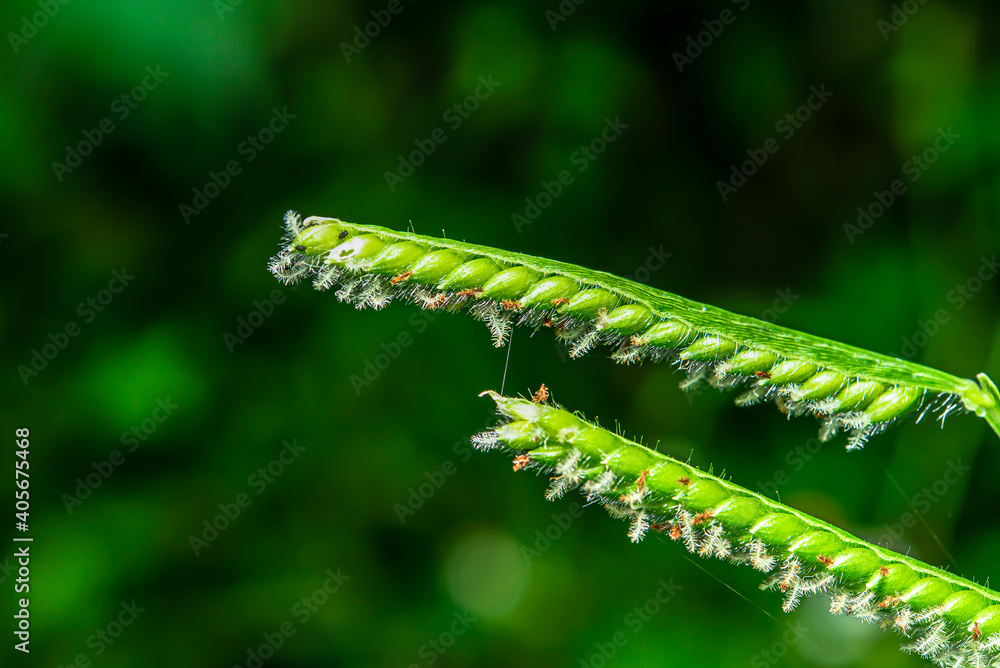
left=476, top=389, right=1000, bottom=667
left=268, top=212, right=1000, bottom=448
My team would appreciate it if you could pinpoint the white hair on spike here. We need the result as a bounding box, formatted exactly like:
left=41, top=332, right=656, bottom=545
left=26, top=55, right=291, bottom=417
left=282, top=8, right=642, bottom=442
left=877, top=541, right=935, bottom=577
left=829, top=592, right=850, bottom=615
left=554, top=323, right=587, bottom=345
left=673, top=509, right=700, bottom=553
left=470, top=431, right=500, bottom=452
left=314, top=266, right=341, bottom=291
left=818, top=418, right=841, bottom=442
left=678, top=364, right=708, bottom=392
left=268, top=252, right=310, bottom=285
left=611, top=343, right=647, bottom=365
left=583, top=469, right=616, bottom=495
left=749, top=539, right=776, bottom=572
left=811, top=397, right=840, bottom=416
left=335, top=279, right=360, bottom=303
left=906, top=619, right=951, bottom=659
left=283, top=209, right=302, bottom=235
left=470, top=302, right=512, bottom=348
left=697, top=524, right=731, bottom=559
left=570, top=329, right=600, bottom=359
left=846, top=429, right=872, bottom=451
left=362, top=281, right=392, bottom=310
left=556, top=449, right=582, bottom=477
left=545, top=475, right=575, bottom=501
left=628, top=510, right=649, bottom=543
left=981, top=633, right=1000, bottom=653
left=600, top=497, right=633, bottom=520
left=893, top=607, right=915, bottom=634
left=620, top=484, right=649, bottom=507
left=735, top=387, right=765, bottom=407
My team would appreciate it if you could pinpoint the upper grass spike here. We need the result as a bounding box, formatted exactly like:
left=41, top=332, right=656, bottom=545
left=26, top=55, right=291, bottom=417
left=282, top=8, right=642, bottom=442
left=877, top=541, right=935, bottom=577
left=268, top=213, right=1000, bottom=448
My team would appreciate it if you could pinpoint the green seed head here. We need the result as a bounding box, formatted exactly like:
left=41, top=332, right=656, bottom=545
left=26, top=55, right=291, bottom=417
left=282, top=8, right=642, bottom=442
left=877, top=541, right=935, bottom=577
left=598, top=304, right=655, bottom=335
left=902, top=577, right=954, bottom=607
left=681, top=335, right=738, bottom=362
left=787, top=531, right=847, bottom=562
left=408, top=249, right=469, bottom=284
left=326, top=234, right=387, bottom=266
left=643, top=461, right=692, bottom=495
left=557, top=288, right=620, bottom=319
left=368, top=241, right=427, bottom=274
left=828, top=547, right=881, bottom=581
left=822, top=380, right=887, bottom=413
left=634, top=320, right=696, bottom=348
left=518, top=275, right=580, bottom=308
left=876, top=563, right=918, bottom=595
left=719, top=349, right=782, bottom=375
left=864, top=385, right=924, bottom=423
left=941, top=591, right=990, bottom=628
left=682, top=479, right=729, bottom=511
left=975, top=605, right=1000, bottom=637
left=751, top=513, right=809, bottom=546
left=479, top=266, right=541, bottom=300
left=290, top=221, right=349, bottom=255
left=495, top=421, right=543, bottom=450
left=710, top=497, right=765, bottom=530
left=793, top=370, right=849, bottom=401
left=764, top=360, right=820, bottom=385
left=439, top=258, right=502, bottom=290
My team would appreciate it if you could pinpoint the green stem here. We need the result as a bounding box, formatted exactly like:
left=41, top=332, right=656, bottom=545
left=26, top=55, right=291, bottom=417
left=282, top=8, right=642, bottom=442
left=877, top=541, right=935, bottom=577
left=977, top=374, right=1000, bottom=440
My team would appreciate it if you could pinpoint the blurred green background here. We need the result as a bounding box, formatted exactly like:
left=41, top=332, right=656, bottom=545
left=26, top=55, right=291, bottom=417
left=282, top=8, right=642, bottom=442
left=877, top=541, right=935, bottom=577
left=2, top=1, right=999, bottom=666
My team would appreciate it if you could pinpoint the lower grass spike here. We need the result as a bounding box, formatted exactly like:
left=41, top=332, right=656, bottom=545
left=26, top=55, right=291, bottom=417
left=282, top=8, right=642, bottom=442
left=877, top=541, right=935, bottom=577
left=475, top=388, right=1000, bottom=667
